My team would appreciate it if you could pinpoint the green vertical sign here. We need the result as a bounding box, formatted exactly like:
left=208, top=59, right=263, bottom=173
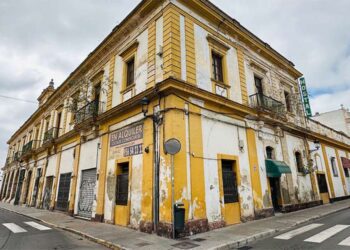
left=299, top=77, right=312, bottom=117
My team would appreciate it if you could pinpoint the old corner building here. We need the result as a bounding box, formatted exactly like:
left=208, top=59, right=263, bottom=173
left=1, top=0, right=350, bottom=238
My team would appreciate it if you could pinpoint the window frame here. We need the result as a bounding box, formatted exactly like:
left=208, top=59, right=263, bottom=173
left=221, top=159, right=239, bottom=204
left=212, top=51, right=224, bottom=83
left=284, top=90, right=292, bottom=113
left=330, top=157, right=339, bottom=177
left=126, top=58, right=135, bottom=88
left=115, top=161, right=130, bottom=206
left=295, top=151, right=304, bottom=173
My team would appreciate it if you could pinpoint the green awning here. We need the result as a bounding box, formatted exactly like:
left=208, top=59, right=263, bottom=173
left=265, top=159, right=292, bottom=177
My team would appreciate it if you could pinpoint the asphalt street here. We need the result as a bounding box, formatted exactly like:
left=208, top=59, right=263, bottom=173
left=239, top=208, right=350, bottom=250
left=0, top=208, right=108, bottom=250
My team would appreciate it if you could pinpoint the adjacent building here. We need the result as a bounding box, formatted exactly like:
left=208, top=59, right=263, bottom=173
left=313, top=106, right=350, bottom=137
left=1, top=0, right=350, bottom=238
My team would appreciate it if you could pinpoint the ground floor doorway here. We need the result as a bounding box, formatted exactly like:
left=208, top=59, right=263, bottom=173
left=269, top=177, right=281, bottom=211
left=317, top=173, right=330, bottom=204
left=43, top=176, right=54, bottom=209
left=56, top=173, right=71, bottom=211
left=78, top=168, right=97, bottom=218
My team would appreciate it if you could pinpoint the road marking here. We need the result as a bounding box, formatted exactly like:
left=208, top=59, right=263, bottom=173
left=274, top=223, right=323, bottom=240
left=3, top=223, right=27, bottom=233
left=304, top=225, right=350, bottom=243
left=24, top=221, right=51, bottom=231
left=339, top=236, right=350, bottom=246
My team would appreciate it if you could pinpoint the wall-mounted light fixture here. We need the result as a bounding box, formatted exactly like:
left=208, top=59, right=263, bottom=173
left=309, top=139, right=321, bottom=153
left=140, top=97, right=150, bottom=116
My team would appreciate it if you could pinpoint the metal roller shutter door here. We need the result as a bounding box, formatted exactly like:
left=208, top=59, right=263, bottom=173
left=78, top=168, right=97, bottom=218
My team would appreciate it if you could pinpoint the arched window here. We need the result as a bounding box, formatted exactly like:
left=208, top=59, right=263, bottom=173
left=295, top=151, right=304, bottom=173
left=266, top=146, right=274, bottom=160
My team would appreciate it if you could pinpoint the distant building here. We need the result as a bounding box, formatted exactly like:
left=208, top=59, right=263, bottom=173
left=313, top=106, right=350, bottom=136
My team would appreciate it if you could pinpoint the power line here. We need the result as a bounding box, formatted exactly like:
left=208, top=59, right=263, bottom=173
left=0, top=95, right=37, bottom=104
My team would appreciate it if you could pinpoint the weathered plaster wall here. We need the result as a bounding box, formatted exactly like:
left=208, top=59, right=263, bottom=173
left=324, top=146, right=345, bottom=197
left=255, top=125, right=284, bottom=208
left=55, top=143, right=75, bottom=202
left=285, top=134, right=313, bottom=203
left=135, top=29, right=149, bottom=95
left=201, top=109, right=254, bottom=222
left=337, top=149, right=350, bottom=194
left=308, top=140, right=331, bottom=197
left=104, top=113, right=144, bottom=224
left=194, top=24, right=211, bottom=92
left=45, top=155, right=57, bottom=177
left=155, top=16, right=164, bottom=83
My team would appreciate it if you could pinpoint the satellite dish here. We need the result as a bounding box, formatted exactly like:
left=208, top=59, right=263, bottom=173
left=164, top=138, right=181, bottom=155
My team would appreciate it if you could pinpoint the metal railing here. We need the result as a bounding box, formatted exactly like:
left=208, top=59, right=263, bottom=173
left=5, top=157, right=13, bottom=165
left=43, top=127, right=61, bottom=144
left=13, top=151, right=22, bottom=161
left=75, top=100, right=105, bottom=124
left=249, top=93, right=285, bottom=115
left=22, top=140, right=41, bottom=155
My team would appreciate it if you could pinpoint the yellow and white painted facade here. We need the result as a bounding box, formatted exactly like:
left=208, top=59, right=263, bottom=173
left=1, top=0, right=350, bottom=238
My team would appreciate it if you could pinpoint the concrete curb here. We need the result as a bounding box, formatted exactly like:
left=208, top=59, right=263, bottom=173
left=212, top=204, right=350, bottom=250
left=0, top=206, right=125, bottom=250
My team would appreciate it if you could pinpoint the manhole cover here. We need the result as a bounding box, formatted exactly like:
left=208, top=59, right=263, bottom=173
left=192, top=238, right=206, bottom=242
left=172, top=241, right=199, bottom=249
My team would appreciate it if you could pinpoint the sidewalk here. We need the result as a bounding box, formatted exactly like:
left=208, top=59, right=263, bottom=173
left=0, top=201, right=349, bottom=250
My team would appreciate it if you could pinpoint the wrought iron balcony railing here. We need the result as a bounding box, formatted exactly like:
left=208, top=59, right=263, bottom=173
left=22, top=140, right=41, bottom=155
left=5, top=156, right=13, bottom=165
left=249, top=93, right=285, bottom=116
left=14, top=151, right=22, bottom=161
left=43, top=127, right=61, bottom=144
left=75, top=100, right=105, bottom=124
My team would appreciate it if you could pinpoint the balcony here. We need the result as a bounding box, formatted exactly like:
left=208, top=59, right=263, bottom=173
left=22, top=140, right=40, bottom=156
left=43, top=127, right=61, bottom=144
left=5, top=156, right=13, bottom=165
left=13, top=151, right=22, bottom=162
left=249, top=93, right=285, bottom=116
left=75, top=100, right=105, bottom=124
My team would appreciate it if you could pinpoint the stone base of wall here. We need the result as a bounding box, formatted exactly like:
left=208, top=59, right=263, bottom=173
left=156, top=219, right=211, bottom=239
left=208, top=220, right=225, bottom=230
left=330, top=195, right=350, bottom=203
left=93, top=214, right=104, bottom=222
left=281, top=200, right=322, bottom=213
left=254, top=208, right=275, bottom=220
left=139, top=220, right=153, bottom=234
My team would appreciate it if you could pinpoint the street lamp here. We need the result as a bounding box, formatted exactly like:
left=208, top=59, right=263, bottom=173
left=140, top=97, right=149, bottom=116
left=309, top=139, right=320, bottom=153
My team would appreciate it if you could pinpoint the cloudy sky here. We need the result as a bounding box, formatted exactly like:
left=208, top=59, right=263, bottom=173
left=0, top=0, right=349, bottom=166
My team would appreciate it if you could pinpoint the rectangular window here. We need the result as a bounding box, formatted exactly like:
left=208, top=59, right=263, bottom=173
left=344, top=168, right=349, bottom=178
left=284, top=91, right=292, bottom=112
left=221, top=160, right=239, bottom=203
left=126, top=58, right=135, bottom=87
left=212, top=52, right=224, bottom=82
left=254, top=76, right=263, bottom=96
left=94, top=83, right=101, bottom=102
left=331, top=157, right=338, bottom=177
left=116, top=163, right=129, bottom=205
